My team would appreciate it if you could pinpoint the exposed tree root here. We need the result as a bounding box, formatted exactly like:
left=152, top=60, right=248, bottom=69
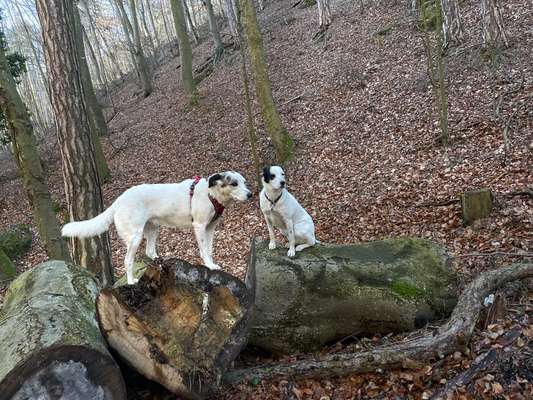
left=223, top=263, right=533, bottom=385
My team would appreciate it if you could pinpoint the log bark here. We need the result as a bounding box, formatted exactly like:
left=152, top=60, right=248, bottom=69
left=97, top=258, right=253, bottom=399
left=0, top=260, right=126, bottom=399
left=223, top=263, right=533, bottom=384
left=247, top=238, right=458, bottom=354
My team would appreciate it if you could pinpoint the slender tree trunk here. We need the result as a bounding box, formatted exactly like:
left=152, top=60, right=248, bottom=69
left=129, top=0, right=153, bottom=96
left=481, top=0, right=509, bottom=48
left=36, top=0, right=114, bottom=285
left=80, top=0, right=110, bottom=86
left=159, top=0, right=173, bottom=42
left=224, top=0, right=240, bottom=40
left=0, top=46, right=70, bottom=262
left=183, top=0, right=200, bottom=44
left=240, top=0, right=293, bottom=163
left=440, top=0, right=464, bottom=48
left=145, top=0, right=162, bottom=51
left=170, top=0, right=197, bottom=103
left=138, top=0, right=156, bottom=56
left=72, top=2, right=110, bottom=181
left=317, top=0, right=332, bottom=30
left=205, top=0, right=224, bottom=61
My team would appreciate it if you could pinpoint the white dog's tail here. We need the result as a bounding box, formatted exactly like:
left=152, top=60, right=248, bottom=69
left=62, top=206, right=115, bottom=238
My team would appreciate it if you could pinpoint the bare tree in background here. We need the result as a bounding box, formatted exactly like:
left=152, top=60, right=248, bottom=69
left=0, top=32, right=70, bottom=262
left=128, top=0, right=153, bottom=96
left=224, top=0, right=239, bottom=40
left=481, top=0, right=509, bottom=49
left=170, top=0, right=197, bottom=103
left=240, top=0, right=293, bottom=163
left=317, top=0, right=332, bottom=31
left=204, top=0, right=224, bottom=61
left=440, top=0, right=464, bottom=48
left=36, top=0, right=114, bottom=285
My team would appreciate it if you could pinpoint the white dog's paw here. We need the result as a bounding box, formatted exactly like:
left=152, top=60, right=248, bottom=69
left=268, top=241, right=276, bottom=250
left=146, top=252, right=158, bottom=260
left=208, top=263, right=221, bottom=270
left=287, top=248, right=296, bottom=257
left=127, top=277, right=139, bottom=285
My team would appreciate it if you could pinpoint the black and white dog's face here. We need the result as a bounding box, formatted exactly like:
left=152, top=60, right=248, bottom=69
left=262, top=166, right=286, bottom=191
left=208, top=171, right=252, bottom=201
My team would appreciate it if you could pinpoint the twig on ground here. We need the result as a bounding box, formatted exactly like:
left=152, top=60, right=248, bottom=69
left=453, top=252, right=533, bottom=258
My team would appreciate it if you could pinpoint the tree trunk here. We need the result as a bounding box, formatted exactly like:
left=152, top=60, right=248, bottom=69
left=317, top=0, right=332, bottom=30
left=183, top=0, right=200, bottom=44
left=73, top=2, right=110, bottom=181
left=0, top=261, right=126, bottom=399
left=440, top=0, right=464, bottom=48
left=170, top=0, right=197, bottom=103
left=159, top=0, right=173, bottom=42
left=97, top=259, right=253, bottom=399
left=224, top=0, right=240, bottom=40
left=129, top=0, right=153, bottom=96
left=36, top=0, right=114, bottom=286
left=240, top=0, right=293, bottom=163
left=0, top=42, right=70, bottom=262
left=205, top=0, right=224, bottom=61
left=481, top=0, right=509, bottom=49
left=145, top=0, right=162, bottom=51
left=224, top=263, right=533, bottom=384
left=246, top=239, right=458, bottom=354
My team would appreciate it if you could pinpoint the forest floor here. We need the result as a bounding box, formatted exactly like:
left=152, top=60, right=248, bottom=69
left=1, top=0, right=532, bottom=398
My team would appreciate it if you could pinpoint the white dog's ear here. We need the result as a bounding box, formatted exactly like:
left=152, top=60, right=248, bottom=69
left=208, top=173, right=223, bottom=187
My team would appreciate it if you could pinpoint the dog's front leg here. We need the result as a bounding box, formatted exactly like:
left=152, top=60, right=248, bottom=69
left=286, top=219, right=296, bottom=257
left=264, top=213, right=277, bottom=250
left=193, top=222, right=219, bottom=270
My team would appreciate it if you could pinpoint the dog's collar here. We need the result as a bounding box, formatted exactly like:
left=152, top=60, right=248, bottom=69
left=265, top=191, right=283, bottom=209
left=190, top=175, right=225, bottom=223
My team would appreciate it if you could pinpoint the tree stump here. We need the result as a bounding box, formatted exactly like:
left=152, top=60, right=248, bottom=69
left=461, top=188, right=493, bottom=225
left=97, top=259, right=254, bottom=399
left=246, top=238, right=458, bottom=354
left=0, top=260, right=126, bottom=400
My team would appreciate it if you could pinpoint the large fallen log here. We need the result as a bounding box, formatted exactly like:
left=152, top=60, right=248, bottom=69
left=97, top=258, right=253, bottom=399
left=247, top=238, right=458, bottom=354
left=224, top=263, right=533, bottom=384
left=0, top=260, right=126, bottom=400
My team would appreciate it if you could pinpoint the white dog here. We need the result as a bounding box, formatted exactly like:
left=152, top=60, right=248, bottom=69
left=260, top=166, right=317, bottom=257
left=62, top=171, right=252, bottom=284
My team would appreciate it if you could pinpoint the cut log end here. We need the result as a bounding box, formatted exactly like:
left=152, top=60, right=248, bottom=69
left=97, top=258, right=253, bottom=399
left=5, top=347, right=124, bottom=400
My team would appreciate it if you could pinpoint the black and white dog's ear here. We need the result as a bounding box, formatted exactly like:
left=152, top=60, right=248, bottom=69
left=208, top=173, right=223, bottom=187
left=262, top=166, right=271, bottom=183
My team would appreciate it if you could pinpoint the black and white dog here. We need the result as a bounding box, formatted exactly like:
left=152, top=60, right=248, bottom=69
left=62, top=172, right=252, bottom=284
left=260, top=166, right=318, bottom=257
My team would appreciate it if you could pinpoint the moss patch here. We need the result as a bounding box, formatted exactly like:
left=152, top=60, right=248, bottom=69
left=0, top=224, right=32, bottom=259
left=391, top=280, right=425, bottom=299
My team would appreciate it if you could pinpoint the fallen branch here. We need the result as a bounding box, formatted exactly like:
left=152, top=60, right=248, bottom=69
left=223, top=263, right=533, bottom=384
left=505, top=188, right=533, bottom=199
left=413, top=198, right=460, bottom=208
left=453, top=252, right=533, bottom=258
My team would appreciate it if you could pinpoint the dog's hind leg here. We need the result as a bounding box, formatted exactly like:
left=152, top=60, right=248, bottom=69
left=144, top=222, right=159, bottom=259
left=124, top=231, right=143, bottom=285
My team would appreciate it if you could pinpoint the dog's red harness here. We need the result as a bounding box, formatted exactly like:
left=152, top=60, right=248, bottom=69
left=189, top=176, right=225, bottom=223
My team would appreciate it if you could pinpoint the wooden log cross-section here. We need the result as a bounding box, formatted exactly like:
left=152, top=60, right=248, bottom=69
left=97, top=258, right=254, bottom=399
left=0, top=261, right=126, bottom=400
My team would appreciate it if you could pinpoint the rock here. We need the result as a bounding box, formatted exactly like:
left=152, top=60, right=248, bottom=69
left=0, top=248, right=16, bottom=281
left=461, top=189, right=493, bottom=225
left=246, top=238, right=458, bottom=354
left=97, top=258, right=254, bottom=399
left=0, top=224, right=32, bottom=259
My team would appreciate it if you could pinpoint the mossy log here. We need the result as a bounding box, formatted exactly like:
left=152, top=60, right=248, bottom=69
left=96, top=259, right=253, bottom=399
left=0, top=260, right=126, bottom=399
left=0, top=247, right=16, bottom=281
left=224, top=263, right=533, bottom=384
left=246, top=238, right=459, bottom=354
left=0, top=224, right=32, bottom=259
